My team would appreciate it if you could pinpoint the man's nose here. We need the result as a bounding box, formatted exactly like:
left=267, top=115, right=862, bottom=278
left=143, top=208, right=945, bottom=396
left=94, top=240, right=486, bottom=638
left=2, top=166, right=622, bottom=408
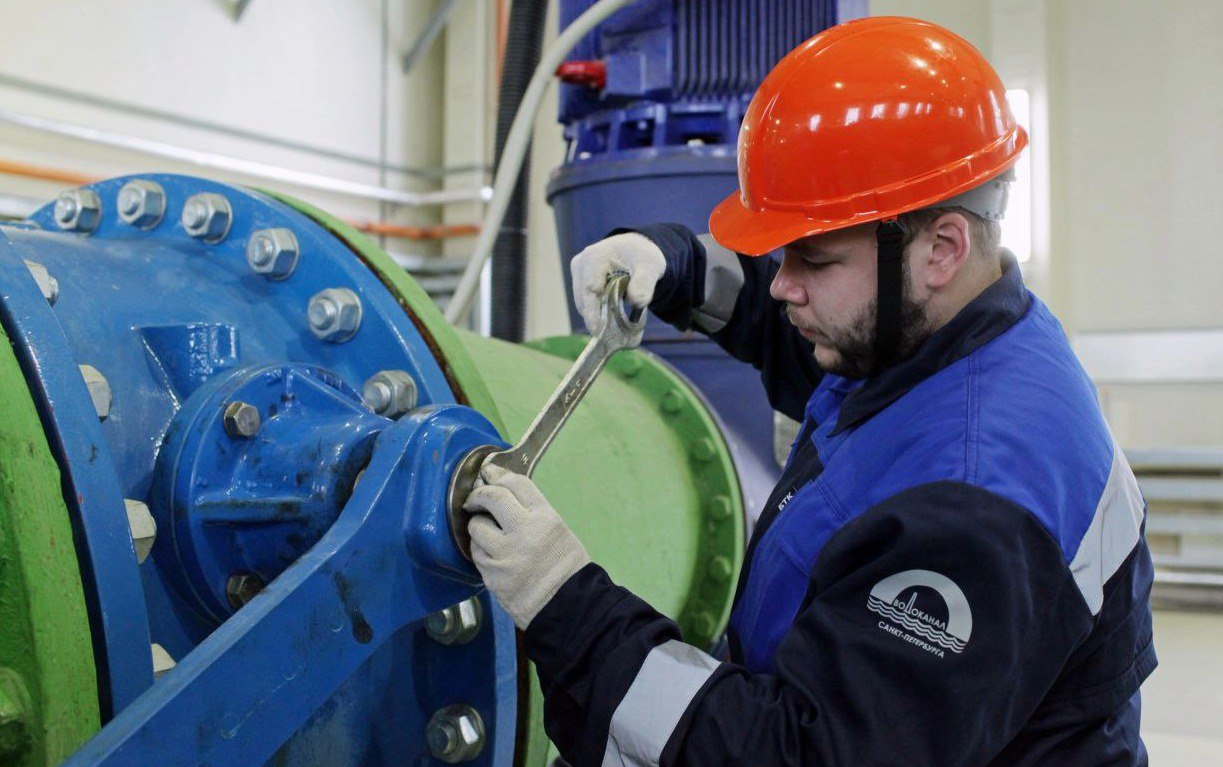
left=770, top=254, right=806, bottom=305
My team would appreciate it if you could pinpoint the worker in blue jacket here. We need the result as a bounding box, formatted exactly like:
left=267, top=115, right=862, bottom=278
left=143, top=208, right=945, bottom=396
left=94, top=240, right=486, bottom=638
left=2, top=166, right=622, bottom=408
left=464, top=16, right=1156, bottom=766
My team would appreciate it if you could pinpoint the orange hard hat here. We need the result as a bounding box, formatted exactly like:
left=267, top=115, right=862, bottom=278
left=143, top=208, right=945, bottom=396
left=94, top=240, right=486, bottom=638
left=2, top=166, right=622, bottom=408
left=709, top=16, right=1028, bottom=255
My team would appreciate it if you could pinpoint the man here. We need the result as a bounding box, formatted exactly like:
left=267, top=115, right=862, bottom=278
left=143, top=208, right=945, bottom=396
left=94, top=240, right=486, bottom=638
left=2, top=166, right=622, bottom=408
left=465, top=16, right=1156, bottom=766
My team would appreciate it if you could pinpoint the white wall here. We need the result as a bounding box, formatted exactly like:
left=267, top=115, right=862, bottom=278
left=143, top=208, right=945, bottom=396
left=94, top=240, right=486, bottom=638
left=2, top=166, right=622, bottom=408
left=0, top=0, right=482, bottom=249
left=858, top=0, right=1223, bottom=450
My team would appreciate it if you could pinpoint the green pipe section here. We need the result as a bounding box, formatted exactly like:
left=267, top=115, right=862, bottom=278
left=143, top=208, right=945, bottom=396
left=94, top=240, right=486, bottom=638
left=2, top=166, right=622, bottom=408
left=0, top=323, right=100, bottom=766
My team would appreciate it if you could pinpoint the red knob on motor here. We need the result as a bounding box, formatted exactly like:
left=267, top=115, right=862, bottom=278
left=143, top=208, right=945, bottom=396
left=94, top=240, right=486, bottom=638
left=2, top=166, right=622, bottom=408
left=555, top=60, right=607, bottom=90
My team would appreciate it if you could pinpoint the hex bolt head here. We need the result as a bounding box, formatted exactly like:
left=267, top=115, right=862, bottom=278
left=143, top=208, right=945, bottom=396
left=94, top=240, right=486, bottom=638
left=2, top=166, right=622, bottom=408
left=426, top=705, right=485, bottom=763
left=124, top=499, right=157, bottom=564
left=78, top=365, right=111, bottom=419
left=226, top=572, right=265, bottom=609
left=362, top=370, right=418, bottom=418
left=150, top=643, right=176, bottom=679
left=307, top=288, right=363, bottom=343
left=117, top=180, right=167, bottom=229
left=425, top=597, right=483, bottom=646
left=181, top=193, right=233, bottom=242
left=246, top=228, right=300, bottom=280
left=53, top=189, right=101, bottom=232
left=22, top=260, right=59, bottom=305
left=222, top=401, right=261, bottom=439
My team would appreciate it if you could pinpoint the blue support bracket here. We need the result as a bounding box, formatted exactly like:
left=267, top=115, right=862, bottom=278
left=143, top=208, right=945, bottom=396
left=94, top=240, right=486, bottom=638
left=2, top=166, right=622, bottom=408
left=61, top=404, right=509, bottom=765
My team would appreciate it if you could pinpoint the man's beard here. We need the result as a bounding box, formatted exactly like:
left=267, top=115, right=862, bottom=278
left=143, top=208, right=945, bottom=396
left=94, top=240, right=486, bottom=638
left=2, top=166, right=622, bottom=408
left=796, top=273, right=932, bottom=379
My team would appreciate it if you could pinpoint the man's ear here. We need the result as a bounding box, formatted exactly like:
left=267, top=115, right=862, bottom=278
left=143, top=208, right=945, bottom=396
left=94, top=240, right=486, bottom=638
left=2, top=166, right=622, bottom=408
left=923, top=212, right=972, bottom=290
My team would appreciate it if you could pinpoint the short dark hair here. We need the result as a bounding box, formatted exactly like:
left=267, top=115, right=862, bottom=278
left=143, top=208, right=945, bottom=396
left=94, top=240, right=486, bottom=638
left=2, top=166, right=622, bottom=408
left=896, top=207, right=1002, bottom=260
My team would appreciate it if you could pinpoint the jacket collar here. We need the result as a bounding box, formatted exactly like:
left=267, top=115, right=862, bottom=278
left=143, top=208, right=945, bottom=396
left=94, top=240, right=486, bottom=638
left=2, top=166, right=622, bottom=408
left=831, top=253, right=1031, bottom=436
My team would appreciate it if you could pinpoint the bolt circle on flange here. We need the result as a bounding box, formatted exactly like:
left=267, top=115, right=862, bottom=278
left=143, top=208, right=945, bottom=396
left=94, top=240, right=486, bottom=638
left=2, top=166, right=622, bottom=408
left=117, top=180, right=167, bottom=229
left=308, top=288, right=362, bottom=343
left=225, top=572, right=265, bottom=609
left=222, top=401, right=261, bottom=438
left=426, top=705, right=485, bottom=763
left=362, top=370, right=418, bottom=418
left=53, top=189, right=101, bottom=232
left=425, top=597, right=483, bottom=646
left=181, top=193, right=233, bottom=242
left=246, top=227, right=300, bottom=280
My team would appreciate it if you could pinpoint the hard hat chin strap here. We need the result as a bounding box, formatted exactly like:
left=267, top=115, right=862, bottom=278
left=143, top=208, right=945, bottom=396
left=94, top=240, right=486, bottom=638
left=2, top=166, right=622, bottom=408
left=873, top=219, right=907, bottom=373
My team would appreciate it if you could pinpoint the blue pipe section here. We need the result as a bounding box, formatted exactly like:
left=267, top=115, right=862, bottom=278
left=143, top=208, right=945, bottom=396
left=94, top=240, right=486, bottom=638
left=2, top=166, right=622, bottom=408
left=0, top=174, right=517, bottom=763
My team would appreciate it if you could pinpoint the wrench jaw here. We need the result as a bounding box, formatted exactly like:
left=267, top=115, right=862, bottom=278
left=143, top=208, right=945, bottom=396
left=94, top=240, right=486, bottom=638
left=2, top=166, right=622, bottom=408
left=602, top=271, right=648, bottom=348
left=446, top=444, right=501, bottom=562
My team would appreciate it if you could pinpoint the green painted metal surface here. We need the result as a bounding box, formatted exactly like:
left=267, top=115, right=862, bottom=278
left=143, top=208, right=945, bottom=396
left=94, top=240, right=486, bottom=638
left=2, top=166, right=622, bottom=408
left=0, top=322, right=101, bottom=766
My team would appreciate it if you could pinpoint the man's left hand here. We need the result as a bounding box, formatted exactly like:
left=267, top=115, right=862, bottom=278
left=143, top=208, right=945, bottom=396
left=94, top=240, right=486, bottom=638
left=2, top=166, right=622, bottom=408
left=464, top=465, right=591, bottom=630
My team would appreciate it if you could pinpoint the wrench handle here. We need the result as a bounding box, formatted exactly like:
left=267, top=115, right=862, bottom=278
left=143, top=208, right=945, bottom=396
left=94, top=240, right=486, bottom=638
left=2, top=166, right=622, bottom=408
left=483, top=272, right=643, bottom=479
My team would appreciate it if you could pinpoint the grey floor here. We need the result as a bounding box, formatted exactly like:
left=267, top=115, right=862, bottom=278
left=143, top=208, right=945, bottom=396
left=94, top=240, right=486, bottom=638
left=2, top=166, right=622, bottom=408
left=1142, top=610, right=1223, bottom=764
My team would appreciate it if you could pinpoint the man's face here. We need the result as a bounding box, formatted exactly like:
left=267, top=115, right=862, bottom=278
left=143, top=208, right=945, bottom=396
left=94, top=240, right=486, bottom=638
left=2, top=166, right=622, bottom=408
left=770, top=223, right=929, bottom=379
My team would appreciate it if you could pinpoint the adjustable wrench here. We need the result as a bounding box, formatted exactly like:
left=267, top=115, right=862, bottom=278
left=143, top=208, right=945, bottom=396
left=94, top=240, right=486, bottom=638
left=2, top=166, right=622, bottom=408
left=448, top=272, right=647, bottom=560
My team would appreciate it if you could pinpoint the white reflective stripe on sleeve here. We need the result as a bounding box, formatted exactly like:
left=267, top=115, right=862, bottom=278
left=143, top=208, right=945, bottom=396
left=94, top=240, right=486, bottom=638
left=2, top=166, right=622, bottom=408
left=602, top=640, right=720, bottom=767
left=691, top=233, right=744, bottom=334
left=1069, top=438, right=1146, bottom=614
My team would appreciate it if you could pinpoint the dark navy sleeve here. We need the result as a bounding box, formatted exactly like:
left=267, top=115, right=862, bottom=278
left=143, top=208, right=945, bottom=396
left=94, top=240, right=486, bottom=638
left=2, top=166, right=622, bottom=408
left=525, top=482, right=1098, bottom=767
left=664, top=482, right=1094, bottom=767
left=616, top=222, right=822, bottom=421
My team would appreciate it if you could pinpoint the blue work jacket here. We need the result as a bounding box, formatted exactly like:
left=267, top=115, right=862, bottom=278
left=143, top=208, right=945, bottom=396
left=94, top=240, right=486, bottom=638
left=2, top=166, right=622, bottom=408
left=524, top=223, right=1156, bottom=767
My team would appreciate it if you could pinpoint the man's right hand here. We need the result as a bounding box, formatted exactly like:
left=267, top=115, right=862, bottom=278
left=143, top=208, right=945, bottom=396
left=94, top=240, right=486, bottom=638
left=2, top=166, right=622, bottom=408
left=569, top=232, right=666, bottom=335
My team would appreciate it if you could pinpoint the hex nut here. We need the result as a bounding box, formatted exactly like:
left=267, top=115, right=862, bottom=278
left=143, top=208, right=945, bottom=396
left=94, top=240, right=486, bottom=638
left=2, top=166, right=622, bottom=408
left=226, top=572, right=265, bottom=609
left=307, top=288, right=362, bottom=343
left=362, top=370, right=418, bottom=418
left=117, top=180, right=167, bottom=229
left=181, top=193, right=233, bottom=242
left=222, top=401, right=261, bottom=439
left=124, top=499, right=157, bottom=564
left=425, top=597, right=483, bottom=646
left=150, top=643, right=176, bottom=679
left=246, top=228, right=300, bottom=280
left=22, top=260, right=59, bottom=305
left=426, top=705, right=485, bottom=763
left=78, top=365, right=111, bottom=419
left=53, top=189, right=102, bottom=232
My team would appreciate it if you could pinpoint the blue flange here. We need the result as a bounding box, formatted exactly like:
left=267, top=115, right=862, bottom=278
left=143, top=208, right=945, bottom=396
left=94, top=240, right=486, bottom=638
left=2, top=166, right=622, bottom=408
left=0, top=174, right=520, bottom=761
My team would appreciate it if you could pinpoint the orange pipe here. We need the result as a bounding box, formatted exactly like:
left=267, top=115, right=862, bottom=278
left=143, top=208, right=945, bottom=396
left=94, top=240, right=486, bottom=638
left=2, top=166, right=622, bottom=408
left=0, top=158, right=99, bottom=187
left=495, top=0, right=508, bottom=87
left=0, top=156, right=478, bottom=241
left=348, top=221, right=481, bottom=240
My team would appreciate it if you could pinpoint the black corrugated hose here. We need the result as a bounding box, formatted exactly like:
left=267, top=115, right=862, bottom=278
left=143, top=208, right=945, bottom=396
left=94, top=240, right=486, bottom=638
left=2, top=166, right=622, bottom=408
left=491, top=0, right=550, bottom=341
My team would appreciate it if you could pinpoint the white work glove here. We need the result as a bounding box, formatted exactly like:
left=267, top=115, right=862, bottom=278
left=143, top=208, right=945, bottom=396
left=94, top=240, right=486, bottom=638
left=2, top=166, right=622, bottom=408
left=570, top=232, right=666, bottom=335
left=464, top=464, right=591, bottom=630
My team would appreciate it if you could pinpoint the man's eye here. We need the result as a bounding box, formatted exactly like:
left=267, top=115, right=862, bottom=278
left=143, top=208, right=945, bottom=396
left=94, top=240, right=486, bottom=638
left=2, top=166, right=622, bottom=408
left=805, top=261, right=832, bottom=270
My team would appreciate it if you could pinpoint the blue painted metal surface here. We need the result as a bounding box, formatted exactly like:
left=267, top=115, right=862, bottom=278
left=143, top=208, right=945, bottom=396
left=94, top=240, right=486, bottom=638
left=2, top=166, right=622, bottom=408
left=549, top=0, right=842, bottom=522
left=60, top=404, right=509, bottom=766
left=0, top=174, right=518, bottom=762
left=152, top=363, right=388, bottom=623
